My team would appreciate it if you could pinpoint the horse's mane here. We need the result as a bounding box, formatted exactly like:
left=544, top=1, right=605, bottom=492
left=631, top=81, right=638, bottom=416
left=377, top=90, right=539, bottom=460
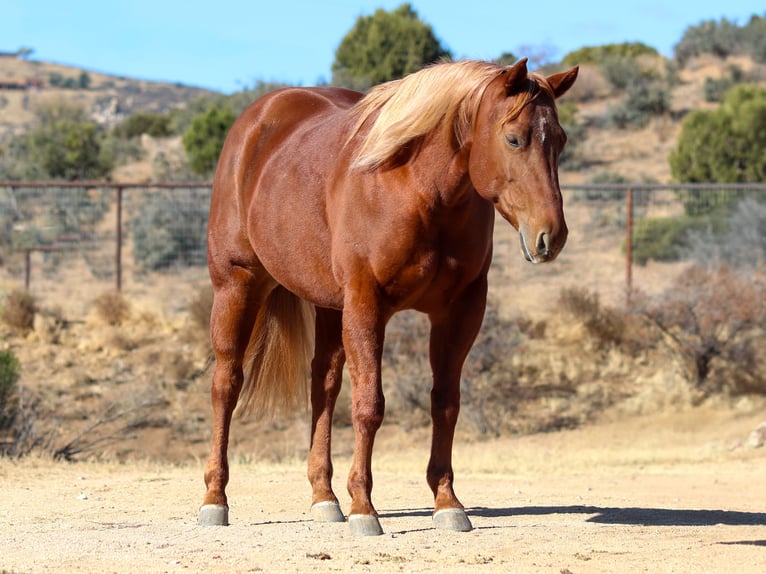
left=349, top=60, right=554, bottom=171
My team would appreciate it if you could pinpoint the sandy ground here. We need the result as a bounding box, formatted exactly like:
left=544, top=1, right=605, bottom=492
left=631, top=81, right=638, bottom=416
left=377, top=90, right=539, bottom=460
left=2, top=405, right=766, bottom=573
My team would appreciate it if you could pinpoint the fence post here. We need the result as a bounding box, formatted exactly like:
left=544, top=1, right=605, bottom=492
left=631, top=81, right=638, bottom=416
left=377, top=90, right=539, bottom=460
left=115, top=186, right=123, bottom=292
left=24, top=249, right=31, bottom=290
left=625, top=187, right=634, bottom=306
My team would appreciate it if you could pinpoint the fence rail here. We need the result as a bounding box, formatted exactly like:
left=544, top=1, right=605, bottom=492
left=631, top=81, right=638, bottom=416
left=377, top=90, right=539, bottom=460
left=1, top=181, right=765, bottom=319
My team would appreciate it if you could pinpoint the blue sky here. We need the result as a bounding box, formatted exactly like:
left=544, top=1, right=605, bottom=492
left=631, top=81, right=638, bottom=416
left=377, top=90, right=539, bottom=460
left=3, top=1, right=763, bottom=93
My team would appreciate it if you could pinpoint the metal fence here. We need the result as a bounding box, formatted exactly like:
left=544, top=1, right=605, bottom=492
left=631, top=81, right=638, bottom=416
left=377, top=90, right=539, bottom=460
left=1, top=181, right=764, bottom=320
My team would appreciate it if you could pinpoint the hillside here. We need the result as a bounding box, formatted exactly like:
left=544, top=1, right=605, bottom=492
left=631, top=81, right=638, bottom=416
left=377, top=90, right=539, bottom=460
left=0, top=56, right=216, bottom=142
left=1, top=53, right=765, bottom=183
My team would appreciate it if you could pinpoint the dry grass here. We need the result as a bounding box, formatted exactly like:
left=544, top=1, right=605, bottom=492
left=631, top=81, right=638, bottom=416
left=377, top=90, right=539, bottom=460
left=91, top=290, right=130, bottom=326
left=1, top=289, right=37, bottom=333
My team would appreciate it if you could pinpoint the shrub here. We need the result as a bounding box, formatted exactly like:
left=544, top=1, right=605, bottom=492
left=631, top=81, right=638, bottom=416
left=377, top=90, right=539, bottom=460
left=703, top=66, right=746, bottom=103
left=113, top=112, right=173, bottom=139
left=670, top=84, right=766, bottom=183
left=562, top=42, right=659, bottom=67
left=92, top=291, right=130, bottom=326
left=129, top=189, right=209, bottom=271
left=674, top=15, right=766, bottom=65
left=639, top=265, right=766, bottom=394
left=0, top=349, right=20, bottom=431
left=609, top=79, right=671, bottom=128
left=182, top=105, right=235, bottom=177
left=1, top=290, right=37, bottom=332
left=600, top=56, right=644, bottom=90
left=557, top=102, right=588, bottom=169
left=683, top=198, right=766, bottom=269
left=631, top=215, right=719, bottom=264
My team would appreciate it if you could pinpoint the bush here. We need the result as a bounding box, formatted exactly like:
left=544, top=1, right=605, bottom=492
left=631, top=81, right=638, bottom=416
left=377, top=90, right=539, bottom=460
left=182, top=105, right=235, bottom=177
left=703, top=66, right=746, bottom=103
left=639, top=265, right=766, bottom=394
left=600, top=56, right=644, bottom=90
left=1, top=290, right=37, bottom=333
left=670, top=85, right=766, bottom=183
left=562, top=42, right=659, bottom=67
left=609, top=79, right=671, bottom=128
left=0, top=349, right=20, bottom=431
left=130, top=189, right=209, bottom=271
left=113, top=112, right=174, bottom=139
left=683, top=198, right=766, bottom=269
left=674, top=15, right=766, bottom=65
left=92, top=291, right=130, bottom=326
left=631, top=215, right=719, bottom=264
left=557, top=102, right=588, bottom=169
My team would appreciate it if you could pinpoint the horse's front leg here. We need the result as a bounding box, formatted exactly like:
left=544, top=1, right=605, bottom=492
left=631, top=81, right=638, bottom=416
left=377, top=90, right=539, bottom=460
left=343, top=294, right=387, bottom=536
left=307, top=307, right=346, bottom=523
left=427, top=276, right=488, bottom=532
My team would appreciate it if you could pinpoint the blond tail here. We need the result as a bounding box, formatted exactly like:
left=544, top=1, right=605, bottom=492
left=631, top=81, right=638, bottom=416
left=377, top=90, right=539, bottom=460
left=236, top=286, right=315, bottom=419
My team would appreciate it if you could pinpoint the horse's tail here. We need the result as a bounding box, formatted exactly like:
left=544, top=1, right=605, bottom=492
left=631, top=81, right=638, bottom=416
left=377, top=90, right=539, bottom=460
left=236, top=286, right=315, bottom=419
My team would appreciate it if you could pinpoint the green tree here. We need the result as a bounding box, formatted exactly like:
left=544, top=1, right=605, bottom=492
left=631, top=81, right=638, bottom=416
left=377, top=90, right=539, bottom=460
left=332, top=3, right=452, bottom=89
left=670, top=84, right=766, bottom=183
left=113, top=111, right=173, bottom=139
left=13, top=102, right=113, bottom=181
left=562, top=42, right=658, bottom=67
left=674, top=15, right=766, bottom=65
left=182, top=105, right=235, bottom=177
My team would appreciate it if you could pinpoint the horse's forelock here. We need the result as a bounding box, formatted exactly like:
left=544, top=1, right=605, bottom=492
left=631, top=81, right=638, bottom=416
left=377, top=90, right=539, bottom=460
left=501, top=74, right=557, bottom=125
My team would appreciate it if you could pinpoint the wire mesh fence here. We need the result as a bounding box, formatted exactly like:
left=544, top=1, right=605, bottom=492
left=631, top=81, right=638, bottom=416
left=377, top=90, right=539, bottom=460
left=1, top=181, right=764, bottom=320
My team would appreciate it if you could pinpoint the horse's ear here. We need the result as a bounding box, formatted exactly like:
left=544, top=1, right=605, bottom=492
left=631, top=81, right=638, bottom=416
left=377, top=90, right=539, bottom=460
left=504, top=58, right=528, bottom=95
left=546, top=66, right=579, bottom=99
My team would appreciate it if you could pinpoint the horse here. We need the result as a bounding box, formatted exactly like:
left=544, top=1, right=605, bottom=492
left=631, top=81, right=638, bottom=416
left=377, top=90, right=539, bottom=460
left=199, top=57, right=578, bottom=536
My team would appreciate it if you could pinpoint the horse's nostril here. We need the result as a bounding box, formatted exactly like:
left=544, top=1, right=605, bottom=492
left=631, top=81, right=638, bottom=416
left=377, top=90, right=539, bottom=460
left=536, top=231, right=549, bottom=254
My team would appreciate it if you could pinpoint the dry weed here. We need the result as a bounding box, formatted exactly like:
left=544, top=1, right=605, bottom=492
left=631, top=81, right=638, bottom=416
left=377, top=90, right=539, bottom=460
left=1, top=289, right=37, bottom=333
left=91, top=291, right=130, bottom=326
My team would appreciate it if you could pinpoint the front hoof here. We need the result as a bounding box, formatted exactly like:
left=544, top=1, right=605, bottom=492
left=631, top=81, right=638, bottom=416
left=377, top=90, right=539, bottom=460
left=433, top=508, right=472, bottom=532
left=311, top=501, right=345, bottom=523
left=348, top=514, right=384, bottom=536
left=198, top=504, right=229, bottom=526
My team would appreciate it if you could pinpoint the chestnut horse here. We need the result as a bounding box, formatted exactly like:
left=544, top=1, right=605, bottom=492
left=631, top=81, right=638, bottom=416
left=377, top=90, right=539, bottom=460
left=200, top=58, right=578, bottom=535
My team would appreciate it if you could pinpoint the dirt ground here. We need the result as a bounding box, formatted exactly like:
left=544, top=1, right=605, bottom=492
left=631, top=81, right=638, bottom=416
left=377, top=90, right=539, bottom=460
left=2, top=404, right=766, bottom=574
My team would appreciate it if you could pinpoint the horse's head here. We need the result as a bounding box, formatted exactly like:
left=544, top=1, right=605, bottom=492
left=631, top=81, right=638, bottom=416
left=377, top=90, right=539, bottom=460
left=469, top=59, right=578, bottom=263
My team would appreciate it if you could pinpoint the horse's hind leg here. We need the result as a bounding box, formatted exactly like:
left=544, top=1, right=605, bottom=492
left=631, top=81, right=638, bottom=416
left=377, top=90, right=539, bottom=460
left=199, top=264, right=272, bottom=526
left=307, top=307, right=346, bottom=522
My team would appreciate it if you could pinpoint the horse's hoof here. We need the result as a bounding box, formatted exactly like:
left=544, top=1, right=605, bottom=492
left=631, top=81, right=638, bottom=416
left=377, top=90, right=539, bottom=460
left=433, top=508, right=473, bottom=532
left=348, top=514, right=384, bottom=536
left=198, top=504, right=229, bottom=526
left=311, top=501, right=345, bottom=523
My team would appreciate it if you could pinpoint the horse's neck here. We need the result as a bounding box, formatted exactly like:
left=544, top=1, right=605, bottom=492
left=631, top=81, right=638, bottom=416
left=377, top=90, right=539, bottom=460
left=410, top=132, right=474, bottom=208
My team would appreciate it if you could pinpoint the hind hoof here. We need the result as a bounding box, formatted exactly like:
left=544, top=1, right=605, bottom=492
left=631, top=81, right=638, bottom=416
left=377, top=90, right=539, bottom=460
left=348, top=514, right=384, bottom=536
left=433, top=508, right=472, bottom=532
left=198, top=504, right=229, bottom=526
left=311, top=501, right=345, bottom=523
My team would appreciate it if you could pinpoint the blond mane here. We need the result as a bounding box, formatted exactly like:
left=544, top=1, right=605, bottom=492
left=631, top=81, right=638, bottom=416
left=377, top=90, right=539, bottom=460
left=349, top=60, right=553, bottom=171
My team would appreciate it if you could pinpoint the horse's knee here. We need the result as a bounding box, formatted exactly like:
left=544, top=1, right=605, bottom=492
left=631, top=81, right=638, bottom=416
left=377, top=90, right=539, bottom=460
left=352, top=396, right=385, bottom=433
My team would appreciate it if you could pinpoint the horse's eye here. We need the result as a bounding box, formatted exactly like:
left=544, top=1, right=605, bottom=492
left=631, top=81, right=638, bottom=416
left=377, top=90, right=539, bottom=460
left=505, top=134, right=522, bottom=149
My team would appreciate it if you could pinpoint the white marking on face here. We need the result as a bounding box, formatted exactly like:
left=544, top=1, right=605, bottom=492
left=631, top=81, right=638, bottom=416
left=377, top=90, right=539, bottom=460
left=538, top=114, right=549, bottom=146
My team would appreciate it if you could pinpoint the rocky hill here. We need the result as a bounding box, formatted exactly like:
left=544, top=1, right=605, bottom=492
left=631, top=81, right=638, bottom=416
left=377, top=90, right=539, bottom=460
left=0, top=53, right=764, bottom=184
left=0, top=55, right=216, bottom=142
